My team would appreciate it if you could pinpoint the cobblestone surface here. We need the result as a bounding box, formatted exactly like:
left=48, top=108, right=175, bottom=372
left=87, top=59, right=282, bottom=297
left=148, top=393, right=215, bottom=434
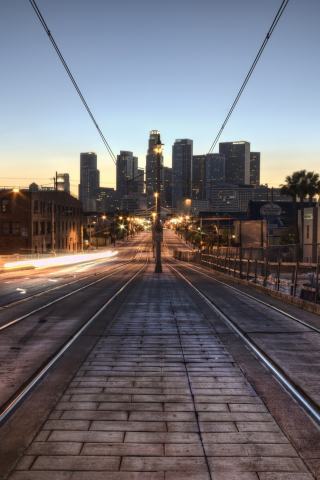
left=10, top=265, right=314, bottom=479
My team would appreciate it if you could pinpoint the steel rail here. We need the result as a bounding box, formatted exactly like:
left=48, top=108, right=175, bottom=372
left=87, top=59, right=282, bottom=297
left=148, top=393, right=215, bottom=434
left=163, top=248, right=320, bottom=335
left=0, top=250, right=144, bottom=332
left=0, top=252, right=137, bottom=311
left=167, top=262, right=320, bottom=426
left=0, top=255, right=149, bottom=426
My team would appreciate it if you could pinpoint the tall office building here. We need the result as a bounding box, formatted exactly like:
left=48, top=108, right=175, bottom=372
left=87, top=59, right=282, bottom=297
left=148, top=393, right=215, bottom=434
left=164, top=167, right=173, bottom=207
left=253, top=185, right=292, bottom=202
left=192, top=155, right=206, bottom=201
left=116, top=151, right=138, bottom=200
left=93, top=187, right=119, bottom=212
left=172, top=139, right=193, bottom=207
left=79, top=152, right=100, bottom=211
left=205, top=153, right=225, bottom=199
left=219, top=141, right=250, bottom=185
left=136, top=167, right=145, bottom=194
left=250, top=152, right=260, bottom=186
left=145, top=130, right=163, bottom=195
left=56, top=173, right=70, bottom=193
left=211, top=184, right=253, bottom=212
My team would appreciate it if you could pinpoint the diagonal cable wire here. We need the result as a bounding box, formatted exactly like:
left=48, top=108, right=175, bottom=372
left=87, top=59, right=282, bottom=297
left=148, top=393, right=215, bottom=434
left=208, top=0, right=290, bottom=154
left=29, top=0, right=117, bottom=166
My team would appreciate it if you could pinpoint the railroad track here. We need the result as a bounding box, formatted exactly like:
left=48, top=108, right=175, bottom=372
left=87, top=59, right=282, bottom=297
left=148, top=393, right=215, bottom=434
left=163, top=247, right=320, bottom=334
left=0, top=251, right=144, bottom=332
left=163, top=250, right=320, bottom=427
left=0, top=249, right=149, bottom=426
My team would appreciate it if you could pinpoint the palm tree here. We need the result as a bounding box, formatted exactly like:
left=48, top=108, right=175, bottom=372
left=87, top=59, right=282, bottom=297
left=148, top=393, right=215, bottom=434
left=295, top=170, right=308, bottom=245
left=306, top=172, right=320, bottom=206
left=280, top=172, right=300, bottom=243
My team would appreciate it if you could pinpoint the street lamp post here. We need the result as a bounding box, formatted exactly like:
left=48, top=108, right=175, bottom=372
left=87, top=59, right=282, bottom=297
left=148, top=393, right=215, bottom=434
left=265, top=183, right=269, bottom=203
left=216, top=212, right=220, bottom=249
left=154, top=134, right=164, bottom=273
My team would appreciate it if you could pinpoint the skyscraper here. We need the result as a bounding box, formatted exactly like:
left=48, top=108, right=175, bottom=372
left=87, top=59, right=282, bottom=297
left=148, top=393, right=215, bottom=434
left=219, top=141, right=250, bottom=185
left=116, top=151, right=138, bottom=200
left=211, top=184, right=253, bottom=212
left=163, top=167, right=173, bottom=207
left=172, top=139, right=193, bottom=207
left=250, top=152, right=260, bottom=186
left=146, top=130, right=163, bottom=195
left=192, top=155, right=206, bottom=201
left=136, top=167, right=144, bottom=194
left=205, top=153, right=225, bottom=199
left=79, top=152, right=100, bottom=211
left=93, top=187, right=119, bottom=212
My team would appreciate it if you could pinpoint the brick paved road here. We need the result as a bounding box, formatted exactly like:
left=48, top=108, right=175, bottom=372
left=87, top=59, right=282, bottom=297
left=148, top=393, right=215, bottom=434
left=9, top=265, right=314, bottom=479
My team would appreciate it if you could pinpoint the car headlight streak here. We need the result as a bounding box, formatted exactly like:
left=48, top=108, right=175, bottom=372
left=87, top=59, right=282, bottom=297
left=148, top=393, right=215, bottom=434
left=4, top=251, right=118, bottom=269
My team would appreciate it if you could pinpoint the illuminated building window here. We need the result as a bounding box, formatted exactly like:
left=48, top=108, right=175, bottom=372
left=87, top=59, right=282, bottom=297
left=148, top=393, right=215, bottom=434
left=1, top=199, right=10, bottom=213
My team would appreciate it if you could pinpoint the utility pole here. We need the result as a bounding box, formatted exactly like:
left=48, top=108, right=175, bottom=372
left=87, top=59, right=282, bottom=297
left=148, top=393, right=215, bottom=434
left=216, top=212, right=220, bottom=248
left=154, top=134, right=164, bottom=273
left=51, top=201, right=55, bottom=253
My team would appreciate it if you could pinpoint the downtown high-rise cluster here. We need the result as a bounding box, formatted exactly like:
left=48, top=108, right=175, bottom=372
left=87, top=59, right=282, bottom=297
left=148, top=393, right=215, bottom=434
left=78, top=133, right=262, bottom=214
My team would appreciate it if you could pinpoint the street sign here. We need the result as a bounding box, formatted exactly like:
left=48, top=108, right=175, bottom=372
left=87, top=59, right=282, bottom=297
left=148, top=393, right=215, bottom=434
left=260, top=203, right=282, bottom=216
left=21, top=228, right=28, bottom=237
left=153, top=225, right=163, bottom=242
left=154, top=232, right=163, bottom=242
left=267, top=224, right=279, bottom=229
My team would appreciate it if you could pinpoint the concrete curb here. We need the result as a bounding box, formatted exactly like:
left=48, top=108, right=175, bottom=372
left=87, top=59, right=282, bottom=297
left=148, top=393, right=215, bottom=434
left=0, top=266, right=35, bottom=275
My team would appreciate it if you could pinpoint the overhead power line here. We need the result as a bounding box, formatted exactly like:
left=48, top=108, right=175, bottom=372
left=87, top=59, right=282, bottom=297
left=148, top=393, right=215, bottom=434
left=29, top=0, right=117, bottom=166
left=208, top=0, right=290, bottom=154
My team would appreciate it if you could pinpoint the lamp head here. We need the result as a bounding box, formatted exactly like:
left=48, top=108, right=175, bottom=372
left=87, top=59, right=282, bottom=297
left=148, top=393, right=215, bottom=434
left=153, top=133, right=164, bottom=153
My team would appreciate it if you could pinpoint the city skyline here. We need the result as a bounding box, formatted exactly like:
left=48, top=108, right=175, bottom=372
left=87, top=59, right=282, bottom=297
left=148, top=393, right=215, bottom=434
left=1, top=0, right=319, bottom=194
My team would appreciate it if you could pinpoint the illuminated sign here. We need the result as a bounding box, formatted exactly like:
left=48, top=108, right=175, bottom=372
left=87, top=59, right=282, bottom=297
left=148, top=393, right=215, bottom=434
left=260, top=203, right=282, bottom=216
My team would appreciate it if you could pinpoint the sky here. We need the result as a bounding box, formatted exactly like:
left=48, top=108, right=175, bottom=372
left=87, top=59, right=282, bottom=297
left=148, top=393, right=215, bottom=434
left=1, top=0, right=319, bottom=196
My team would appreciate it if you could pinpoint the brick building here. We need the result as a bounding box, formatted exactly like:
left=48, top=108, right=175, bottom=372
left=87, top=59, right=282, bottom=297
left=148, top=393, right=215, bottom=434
left=0, top=189, right=83, bottom=255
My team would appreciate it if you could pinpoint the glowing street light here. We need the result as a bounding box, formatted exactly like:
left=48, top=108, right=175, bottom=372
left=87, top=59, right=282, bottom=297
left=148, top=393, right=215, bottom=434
left=153, top=133, right=164, bottom=273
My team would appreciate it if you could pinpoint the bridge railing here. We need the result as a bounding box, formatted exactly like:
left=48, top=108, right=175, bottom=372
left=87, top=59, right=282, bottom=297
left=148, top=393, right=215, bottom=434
left=173, top=249, right=320, bottom=306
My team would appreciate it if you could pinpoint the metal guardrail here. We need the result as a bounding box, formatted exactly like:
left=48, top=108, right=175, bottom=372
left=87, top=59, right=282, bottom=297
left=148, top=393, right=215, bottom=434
left=208, top=243, right=320, bottom=264
left=173, top=249, right=320, bottom=304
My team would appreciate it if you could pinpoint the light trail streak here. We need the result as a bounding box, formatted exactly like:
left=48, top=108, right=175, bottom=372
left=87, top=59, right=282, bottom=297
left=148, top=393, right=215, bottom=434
left=4, top=251, right=118, bottom=269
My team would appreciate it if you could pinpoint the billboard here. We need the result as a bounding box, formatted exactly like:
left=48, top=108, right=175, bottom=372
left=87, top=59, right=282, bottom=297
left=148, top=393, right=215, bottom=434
left=234, top=220, right=267, bottom=247
left=260, top=203, right=282, bottom=216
